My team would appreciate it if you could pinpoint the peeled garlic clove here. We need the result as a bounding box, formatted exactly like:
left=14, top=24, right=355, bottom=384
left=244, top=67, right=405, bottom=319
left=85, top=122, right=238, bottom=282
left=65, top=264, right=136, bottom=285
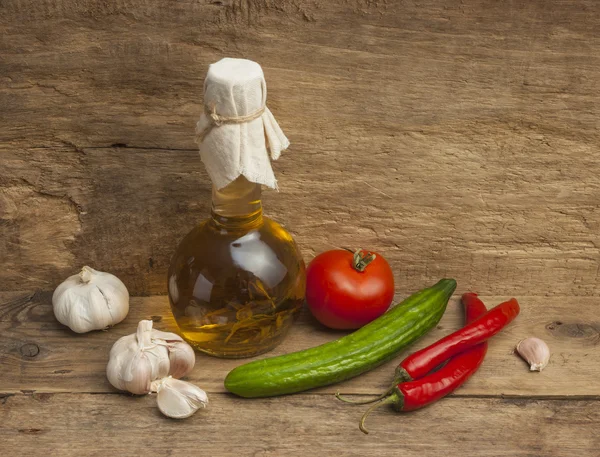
left=153, top=377, right=208, bottom=419
left=52, top=266, right=129, bottom=333
left=166, top=341, right=196, bottom=379
left=516, top=337, right=550, bottom=371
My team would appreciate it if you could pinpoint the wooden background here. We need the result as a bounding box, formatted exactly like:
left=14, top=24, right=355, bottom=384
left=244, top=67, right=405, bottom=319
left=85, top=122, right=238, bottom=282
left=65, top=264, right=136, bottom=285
left=1, top=1, right=599, bottom=456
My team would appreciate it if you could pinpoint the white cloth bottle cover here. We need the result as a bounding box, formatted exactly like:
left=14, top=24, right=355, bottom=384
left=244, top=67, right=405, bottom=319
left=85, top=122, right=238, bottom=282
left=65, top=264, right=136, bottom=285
left=195, top=58, right=290, bottom=190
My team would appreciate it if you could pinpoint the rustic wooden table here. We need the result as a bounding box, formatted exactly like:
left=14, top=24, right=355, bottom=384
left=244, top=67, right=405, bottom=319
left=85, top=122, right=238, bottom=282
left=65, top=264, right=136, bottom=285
left=1, top=292, right=599, bottom=456
left=1, top=1, right=599, bottom=455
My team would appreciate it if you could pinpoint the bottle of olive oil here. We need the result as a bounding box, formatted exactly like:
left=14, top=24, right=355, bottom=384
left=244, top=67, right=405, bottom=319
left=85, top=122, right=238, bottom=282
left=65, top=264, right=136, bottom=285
left=168, top=58, right=306, bottom=358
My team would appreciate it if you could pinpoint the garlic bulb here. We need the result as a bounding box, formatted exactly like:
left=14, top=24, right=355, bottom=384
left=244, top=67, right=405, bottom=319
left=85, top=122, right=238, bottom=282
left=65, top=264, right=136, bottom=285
left=107, top=320, right=195, bottom=394
left=151, top=376, right=208, bottom=419
left=516, top=337, right=550, bottom=371
left=52, top=266, right=129, bottom=333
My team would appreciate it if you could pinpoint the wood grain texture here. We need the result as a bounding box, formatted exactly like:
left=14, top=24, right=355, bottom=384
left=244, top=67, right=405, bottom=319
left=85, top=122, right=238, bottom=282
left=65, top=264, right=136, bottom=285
left=1, top=3, right=598, bottom=454
left=1, top=393, right=599, bottom=457
left=1, top=0, right=600, bottom=295
left=1, top=292, right=598, bottom=396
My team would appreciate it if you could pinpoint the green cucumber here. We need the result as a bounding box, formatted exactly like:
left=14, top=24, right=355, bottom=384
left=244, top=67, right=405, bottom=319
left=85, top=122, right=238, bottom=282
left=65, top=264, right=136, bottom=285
left=224, top=278, right=456, bottom=398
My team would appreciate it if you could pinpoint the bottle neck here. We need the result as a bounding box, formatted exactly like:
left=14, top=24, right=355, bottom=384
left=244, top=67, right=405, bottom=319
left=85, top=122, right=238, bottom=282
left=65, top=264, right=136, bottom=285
left=210, top=176, right=263, bottom=229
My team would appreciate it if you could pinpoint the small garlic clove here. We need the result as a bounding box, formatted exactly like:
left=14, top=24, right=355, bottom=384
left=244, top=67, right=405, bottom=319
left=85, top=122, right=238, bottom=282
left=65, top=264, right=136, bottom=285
left=150, top=327, right=195, bottom=379
left=516, top=337, right=550, bottom=372
left=122, top=350, right=154, bottom=395
left=166, top=341, right=196, bottom=379
left=154, top=377, right=208, bottom=419
left=106, top=333, right=137, bottom=391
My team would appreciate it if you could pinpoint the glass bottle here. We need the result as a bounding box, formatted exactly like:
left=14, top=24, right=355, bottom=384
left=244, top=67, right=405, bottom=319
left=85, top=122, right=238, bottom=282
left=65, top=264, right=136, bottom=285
left=168, top=175, right=306, bottom=358
left=168, top=57, right=305, bottom=358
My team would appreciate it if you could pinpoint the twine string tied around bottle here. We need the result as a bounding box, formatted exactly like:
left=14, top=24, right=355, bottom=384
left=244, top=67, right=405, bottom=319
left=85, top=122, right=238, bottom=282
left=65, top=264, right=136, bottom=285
left=195, top=102, right=266, bottom=143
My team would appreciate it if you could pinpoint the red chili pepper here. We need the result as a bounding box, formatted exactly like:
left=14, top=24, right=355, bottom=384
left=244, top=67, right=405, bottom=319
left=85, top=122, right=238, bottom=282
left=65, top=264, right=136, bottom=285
left=396, top=293, right=488, bottom=412
left=336, top=293, right=493, bottom=434
left=394, top=296, right=520, bottom=383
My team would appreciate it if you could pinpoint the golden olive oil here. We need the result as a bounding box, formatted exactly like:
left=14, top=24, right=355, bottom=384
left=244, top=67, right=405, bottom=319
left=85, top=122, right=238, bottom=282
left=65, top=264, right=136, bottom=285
left=168, top=177, right=305, bottom=358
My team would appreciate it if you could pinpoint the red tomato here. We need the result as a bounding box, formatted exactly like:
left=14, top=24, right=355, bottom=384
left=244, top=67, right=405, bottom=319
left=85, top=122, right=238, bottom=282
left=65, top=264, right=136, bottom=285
left=305, top=249, right=395, bottom=329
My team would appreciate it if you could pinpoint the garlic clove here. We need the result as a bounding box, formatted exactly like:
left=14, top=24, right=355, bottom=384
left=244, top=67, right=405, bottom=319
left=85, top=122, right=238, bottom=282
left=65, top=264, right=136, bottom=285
left=106, top=332, right=137, bottom=391
left=153, top=377, right=208, bottom=419
left=516, top=337, right=550, bottom=372
left=122, top=350, right=153, bottom=395
left=166, top=341, right=196, bottom=379
left=150, top=326, right=195, bottom=379
left=136, top=320, right=171, bottom=381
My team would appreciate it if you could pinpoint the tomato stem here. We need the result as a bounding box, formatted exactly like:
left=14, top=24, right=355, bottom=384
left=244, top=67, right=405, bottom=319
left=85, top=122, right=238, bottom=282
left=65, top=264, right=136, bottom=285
left=353, top=249, right=376, bottom=272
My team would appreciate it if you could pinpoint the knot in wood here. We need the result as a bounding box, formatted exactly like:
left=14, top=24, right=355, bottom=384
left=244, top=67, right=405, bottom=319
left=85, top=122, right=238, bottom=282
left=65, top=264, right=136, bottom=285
left=20, top=343, right=40, bottom=358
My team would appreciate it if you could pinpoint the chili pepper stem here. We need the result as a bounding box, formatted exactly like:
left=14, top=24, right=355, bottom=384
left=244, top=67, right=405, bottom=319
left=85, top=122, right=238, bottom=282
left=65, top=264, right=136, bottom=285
left=335, top=385, right=395, bottom=405
left=393, top=367, right=412, bottom=383
left=359, top=391, right=401, bottom=434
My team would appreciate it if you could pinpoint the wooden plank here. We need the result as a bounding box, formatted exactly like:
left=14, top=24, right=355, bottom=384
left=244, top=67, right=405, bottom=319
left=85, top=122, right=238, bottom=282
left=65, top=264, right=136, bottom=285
left=1, top=392, right=598, bottom=457
left=1, top=0, right=600, bottom=296
left=1, top=1, right=598, bottom=148
left=1, top=292, right=598, bottom=396
left=1, top=143, right=599, bottom=296
left=0, top=146, right=212, bottom=295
